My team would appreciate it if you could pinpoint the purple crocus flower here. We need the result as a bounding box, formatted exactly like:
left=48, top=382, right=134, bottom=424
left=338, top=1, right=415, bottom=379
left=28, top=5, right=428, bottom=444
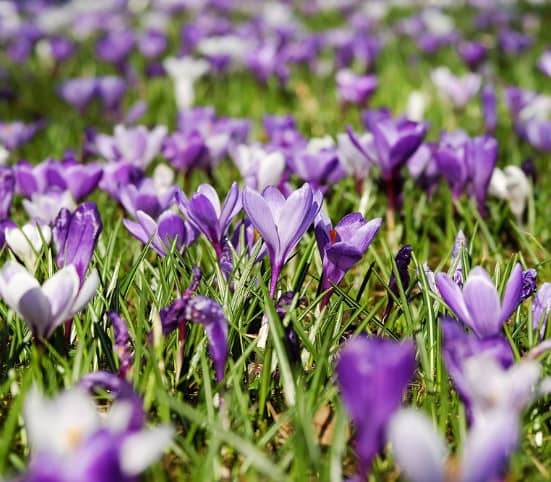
left=499, top=29, right=533, bottom=55
left=96, top=30, right=134, bottom=67
left=336, top=336, right=416, bottom=478
left=352, top=109, right=428, bottom=181
left=53, top=203, right=103, bottom=285
left=38, top=156, right=103, bottom=202
left=521, top=269, right=537, bottom=302
left=109, top=312, right=133, bottom=379
left=538, top=49, right=551, bottom=78
left=436, top=263, right=523, bottom=339
left=162, top=130, right=207, bottom=173
left=458, top=41, right=488, bottom=70
left=481, top=84, right=497, bottom=134
left=242, top=183, right=322, bottom=297
left=123, top=210, right=196, bottom=257
left=0, top=166, right=14, bottom=220
left=532, top=283, right=551, bottom=337
left=336, top=69, right=377, bottom=106
left=58, top=77, right=97, bottom=112
left=160, top=268, right=228, bottom=382
left=49, top=35, right=76, bottom=63
left=315, top=211, right=381, bottom=303
left=119, top=178, right=178, bottom=218
left=98, top=161, right=144, bottom=201
left=434, top=132, right=497, bottom=214
left=289, top=138, right=344, bottom=191
left=94, top=125, right=167, bottom=170
left=524, top=119, right=551, bottom=152
left=138, top=30, right=167, bottom=59
left=96, top=76, right=126, bottom=113
left=0, top=121, right=40, bottom=151
left=177, top=182, right=241, bottom=258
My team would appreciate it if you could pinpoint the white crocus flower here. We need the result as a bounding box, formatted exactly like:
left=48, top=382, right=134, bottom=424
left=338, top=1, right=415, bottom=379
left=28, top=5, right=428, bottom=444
left=306, top=135, right=335, bottom=154
left=5, top=222, right=52, bottom=270
left=163, top=56, right=209, bottom=110
left=407, top=91, right=428, bottom=122
left=22, top=190, right=76, bottom=224
left=337, top=131, right=372, bottom=180
left=0, top=262, right=99, bottom=338
left=152, top=163, right=175, bottom=196
left=0, top=144, right=8, bottom=164
left=23, top=385, right=174, bottom=477
left=232, top=144, right=285, bottom=192
left=197, top=35, right=252, bottom=65
left=489, top=166, right=531, bottom=223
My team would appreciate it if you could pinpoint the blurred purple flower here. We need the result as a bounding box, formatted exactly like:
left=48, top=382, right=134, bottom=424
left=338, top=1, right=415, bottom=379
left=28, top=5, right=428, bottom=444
left=336, top=336, right=415, bottom=478
left=458, top=41, right=487, bottom=70
left=336, top=70, right=377, bottom=106
left=481, top=84, right=497, bottom=134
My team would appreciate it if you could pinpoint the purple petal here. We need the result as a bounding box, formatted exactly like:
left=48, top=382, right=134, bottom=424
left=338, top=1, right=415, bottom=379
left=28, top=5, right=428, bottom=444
left=499, top=263, right=523, bottom=325
left=436, top=273, right=474, bottom=330
left=242, top=187, right=279, bottom=261
left=462, top=267, right=502, bottom=337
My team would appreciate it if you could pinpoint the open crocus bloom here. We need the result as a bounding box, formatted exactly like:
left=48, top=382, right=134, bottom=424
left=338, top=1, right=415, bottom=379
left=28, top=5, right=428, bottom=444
left=21, top=385, right=173, bottom=482
left=242, top=183, right=322, bottom=297
left=0, top=262, right=99, bottom=338
left=436, top=263, right=522, bottom=338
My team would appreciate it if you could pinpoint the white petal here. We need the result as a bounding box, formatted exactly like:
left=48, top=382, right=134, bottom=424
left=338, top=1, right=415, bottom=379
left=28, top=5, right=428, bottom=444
left=120, top=426, right=174, bottom=476
left=387, top=409, right=447, bottom=482
left=70, top=269, right=100, bottom=316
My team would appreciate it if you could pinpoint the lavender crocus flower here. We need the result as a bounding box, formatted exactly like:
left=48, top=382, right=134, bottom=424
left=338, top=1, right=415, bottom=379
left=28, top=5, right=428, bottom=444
left=94, top=125, right=167, bottom=169
left=436, top=263, right=523, bottom=338
left=0, top=121, right=40, bottom=151
left=538, top=49, right=551, bottom=78
left=336, top=336, right=415, bottom=477
left=431, top=67, right=481, bottom=109
left=458, top=41, right=488, bottom=70
left=499, top=29, right=533, bottom=55
left=0, top=166, right=14, bottom=219
left=434, top=132, right=497, bottom=214
left=336, top=69, right=377, bottom=106
left=109, top=312, right=133, bottom=379
left=315, top=211, right=381, bottom=303
left=119, top=178, right=178, bottom=218
left=0, top=262, right=99, bottom=338
left=290, top=137, right=344, bottom=191
left=532, top=283, right=551, bottom=336
left=96, top=75, right=126, bottom=112
left=98, top=161, right=144, bottom=201
left=123, top=210, right=196, bottom=257
left=58, top=77, right=97, bottom=111
left=242, top=183, right=322, bottom=297
left=178, top=182, right=241, bottom=259
left=53, top=203, right=102, bottom=285
left=481, top=84, right=497, bottom=134
left=96, top=30, right=134, bottom=67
